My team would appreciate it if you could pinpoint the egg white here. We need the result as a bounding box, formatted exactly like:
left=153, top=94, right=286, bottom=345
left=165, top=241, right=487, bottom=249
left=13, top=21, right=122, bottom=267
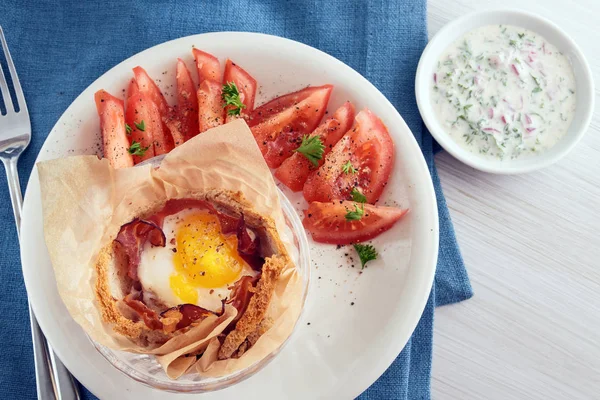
left=137, top=209, right=258, bottom=312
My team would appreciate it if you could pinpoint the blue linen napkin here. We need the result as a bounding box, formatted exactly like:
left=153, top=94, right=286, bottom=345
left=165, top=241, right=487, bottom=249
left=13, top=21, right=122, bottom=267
left=0, top=1, right=472, bottom=399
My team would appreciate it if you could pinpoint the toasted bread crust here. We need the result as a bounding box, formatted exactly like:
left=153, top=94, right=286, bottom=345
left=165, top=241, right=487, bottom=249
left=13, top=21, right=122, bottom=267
left=95, top=246, right=145, bottom=339
left=94, top=188, right=290, bottom=353
left=218, top=255, right=286, bottom=359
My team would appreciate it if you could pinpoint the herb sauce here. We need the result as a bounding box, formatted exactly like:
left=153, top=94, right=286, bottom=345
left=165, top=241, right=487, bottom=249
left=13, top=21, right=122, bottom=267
left=431, top=25, right=576, bottom=160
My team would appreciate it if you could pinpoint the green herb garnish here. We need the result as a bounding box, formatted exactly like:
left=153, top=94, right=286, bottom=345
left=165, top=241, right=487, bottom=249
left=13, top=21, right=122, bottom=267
left=134, top=120, right=145, bottom=132
left=350, top=188, right=367, bottom=203
left=354, top=244, right=378, bottom=269
left=125, top=123, right=132, bottom=135
left=222, top=82, right=246, bottom=116
left=342, top=160, right=357, bottom=174
left=295, top=135, right=325, bottom=167
left=345, top=204, right=365, bottom=221
left=127, top=140, right=150, bottom=156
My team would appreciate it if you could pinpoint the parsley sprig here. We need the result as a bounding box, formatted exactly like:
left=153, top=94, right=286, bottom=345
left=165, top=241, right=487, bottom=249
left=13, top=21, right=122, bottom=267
left=345, top=203, right=365, bottom=221
left=125, top=123, right=132, bottom=135
left=354, top=244, right=378, bottom=269
left=342, top=160, right=357, bottom=174
left=350, top=188, right=367, bottom=203
left=134, top=120, right=145, bottom=132
left=222, top=82, right=245, bottom=116
left=295, top=135, right=325, bottom=167
left=127, top=140, right=150, bottom=156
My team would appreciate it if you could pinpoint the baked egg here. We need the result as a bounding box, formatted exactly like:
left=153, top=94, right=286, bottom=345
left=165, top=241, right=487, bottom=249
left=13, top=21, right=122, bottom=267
left=138, top=209, right=258, bottom=312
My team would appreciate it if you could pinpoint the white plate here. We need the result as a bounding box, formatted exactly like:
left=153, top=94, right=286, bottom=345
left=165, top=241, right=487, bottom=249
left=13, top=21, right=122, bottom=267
left=20, top=32, right=438, bottom=399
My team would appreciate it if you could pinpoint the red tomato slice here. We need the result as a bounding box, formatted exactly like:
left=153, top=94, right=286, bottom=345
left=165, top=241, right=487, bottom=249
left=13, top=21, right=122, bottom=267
left=247, top=86, right=331, bottom=127
left=126, top=77, right=139, bottom=98
left=223, top=59, right=257, bottom=122
left=164, top=111, right=186, bottom=147
left=302, top=201, right=408, bottom=245
left=197, top=79, right=224, bottom=133
left=274, top=101, right=355, bottom=191
left=94, top=90, right=133, bottom=169
left=133, top=66, right=171, bottom=118
left=303, top=109, right=394, bottom=204
left=133, top=66, right=175, bottom=151
left=126, top=83, right=172, bottom=163
left=192, top=48, right=221, bottom=83
left=173, top=58, right=199, bottom=142
left=249, top=85, right=333, bottom=168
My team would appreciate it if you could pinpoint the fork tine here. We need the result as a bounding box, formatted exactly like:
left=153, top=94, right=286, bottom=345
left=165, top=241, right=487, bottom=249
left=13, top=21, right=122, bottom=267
left=0, top=26, right=25, bottom=114
left=0, top=60, right=14, bottom=113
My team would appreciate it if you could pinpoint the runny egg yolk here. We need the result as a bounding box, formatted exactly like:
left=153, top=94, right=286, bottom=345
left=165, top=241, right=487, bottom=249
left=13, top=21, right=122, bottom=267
left=169, top=211, right=246, bottom=304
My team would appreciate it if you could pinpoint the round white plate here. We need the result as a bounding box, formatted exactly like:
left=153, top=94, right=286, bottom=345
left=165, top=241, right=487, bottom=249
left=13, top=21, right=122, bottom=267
left=20, top=32, right=438, bottom=399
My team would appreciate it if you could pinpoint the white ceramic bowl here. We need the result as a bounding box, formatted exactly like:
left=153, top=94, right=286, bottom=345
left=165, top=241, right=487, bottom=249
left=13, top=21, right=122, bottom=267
left=415, top=9, right=594, bottom=174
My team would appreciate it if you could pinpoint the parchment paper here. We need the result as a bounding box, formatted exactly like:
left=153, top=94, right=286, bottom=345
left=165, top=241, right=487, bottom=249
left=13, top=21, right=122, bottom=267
left=37, top=119, right=304, bottom=378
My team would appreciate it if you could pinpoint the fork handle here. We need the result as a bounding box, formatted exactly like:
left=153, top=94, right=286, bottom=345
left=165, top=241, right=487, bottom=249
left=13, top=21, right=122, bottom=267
left=4, top=157, right=23, bottom=235
left=3, top=157, right=80, bottom=400
left=29, top=303, right=60, bottom=399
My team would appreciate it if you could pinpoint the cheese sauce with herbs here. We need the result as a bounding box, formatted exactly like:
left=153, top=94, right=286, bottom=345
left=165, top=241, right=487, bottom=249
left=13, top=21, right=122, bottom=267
left=431, top=24, right=576, bottom=160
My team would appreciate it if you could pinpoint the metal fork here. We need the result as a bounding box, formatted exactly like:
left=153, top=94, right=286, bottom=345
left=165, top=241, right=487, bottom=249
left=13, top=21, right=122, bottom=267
left=0, top=26, right=80, bottom=400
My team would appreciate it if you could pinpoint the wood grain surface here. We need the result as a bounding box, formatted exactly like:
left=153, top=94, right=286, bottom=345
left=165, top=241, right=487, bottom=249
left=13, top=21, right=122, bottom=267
left=428, top=1, right=600, bottom=399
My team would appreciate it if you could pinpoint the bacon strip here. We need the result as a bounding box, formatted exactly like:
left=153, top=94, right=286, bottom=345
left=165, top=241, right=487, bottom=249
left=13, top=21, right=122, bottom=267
left=114, top=219, right=166, bottom=281
left=124, top=293, right=163, bottom=330
left=160, top=303, right=217, bottom=330
left=147, top=198, right=238, bottom=233
left=236, top=214, right=264, bottom=271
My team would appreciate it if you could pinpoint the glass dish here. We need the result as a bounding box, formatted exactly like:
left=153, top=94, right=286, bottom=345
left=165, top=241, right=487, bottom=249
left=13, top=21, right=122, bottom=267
left=91, top=155, right=311, bottom=393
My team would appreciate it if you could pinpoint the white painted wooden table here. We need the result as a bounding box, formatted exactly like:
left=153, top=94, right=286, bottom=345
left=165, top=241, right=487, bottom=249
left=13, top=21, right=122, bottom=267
left=428, top=1, right=600, bottom=399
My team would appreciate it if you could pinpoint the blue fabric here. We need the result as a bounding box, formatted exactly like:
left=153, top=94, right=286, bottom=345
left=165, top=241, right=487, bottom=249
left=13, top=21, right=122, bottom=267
left=0, top=1, right=472, bottom=399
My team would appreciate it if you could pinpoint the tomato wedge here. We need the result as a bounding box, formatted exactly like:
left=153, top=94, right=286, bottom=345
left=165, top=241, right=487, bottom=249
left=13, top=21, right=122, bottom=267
left=132, top=66, right=175, bottom=151
left=173, top=58, right=199, bottom=142
left=94, top=90, right=133, bottom=169
left=126, top=77, right=138, bottom=98
left=192, top=48, right=221, bottom=83
left=223, top=59, right=257, bottom=122
left=274, top=101, right=355, bottom=191
left=303, top=109, right=394, bottom=204
left=133, top=66, right=171, bottom=120
left=302, top=201, right=408, bottom=245
left=193, top=49, right=223, bottom=134
left=247, top=86, right=330, bottom=127
left=248, top=85, right=333, bottom=168
left=126, top=79, right=171, bottom=163
left=197, top=79, right=224, bottom=133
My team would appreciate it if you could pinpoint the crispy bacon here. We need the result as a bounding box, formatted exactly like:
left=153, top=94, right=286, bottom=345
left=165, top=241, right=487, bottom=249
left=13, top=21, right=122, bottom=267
left=160, top=303, right=217, bottom=330
left=124, top=293, right=163, bottom=330
left=227, top=275, right=260, bottom=327
left=236, top=214, right=264, bottom=271
left=114, top=219, right=166, bottom=281
left=148, top=198, right=238, bottom=233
